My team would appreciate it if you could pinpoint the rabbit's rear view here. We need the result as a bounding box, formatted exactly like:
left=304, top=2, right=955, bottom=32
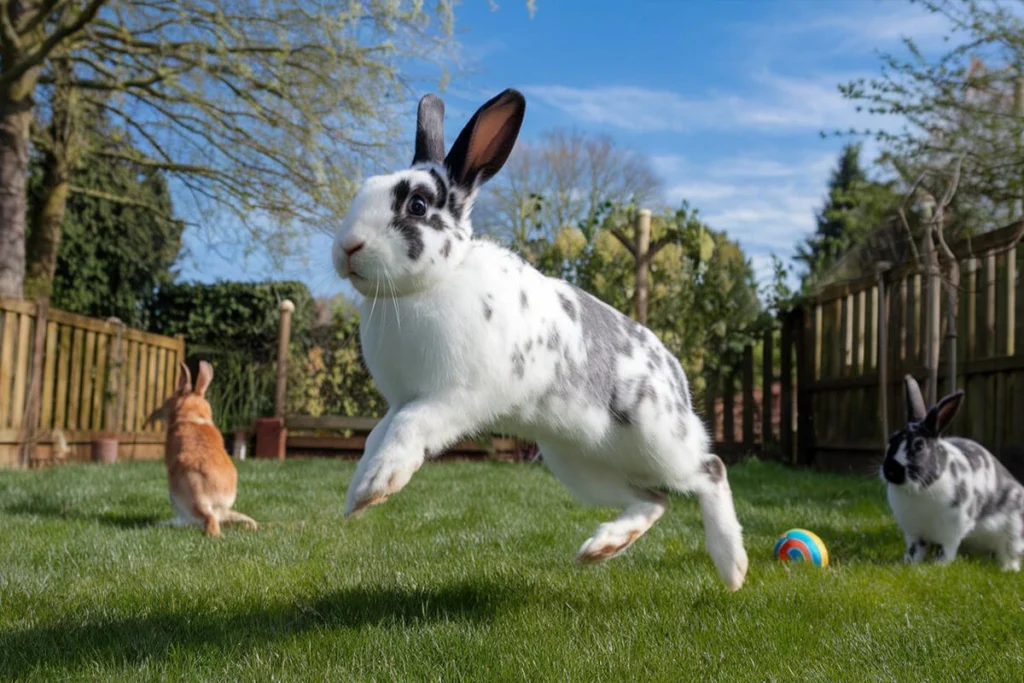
left=160, top=361, right=258, bottom=536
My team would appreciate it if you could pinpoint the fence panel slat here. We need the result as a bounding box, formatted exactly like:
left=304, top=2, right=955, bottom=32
left=40, top=321, right=57, bottom=429
left=742, top=345, right=755, bottom=446
left=0, top=311, right=17, bottom=428
left=10, top=313, right=33, bottom=428
left=91, top=334, right=109, bottom=430
left=78, top=331, right=96, bottom=430
left=723, top=373, right=735, bottom=445
left=124, top=341, right=139, bottom=432
left=66, top=328, right=85, bottom=430
left=762, top=330, right=774, bottom=444
left=53, top=326, right=71, bottom=429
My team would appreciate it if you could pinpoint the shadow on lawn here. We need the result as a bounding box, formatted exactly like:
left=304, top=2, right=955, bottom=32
left=3, top=493, right=164, bottom=529
left=0, top=579, right=518, bottom=678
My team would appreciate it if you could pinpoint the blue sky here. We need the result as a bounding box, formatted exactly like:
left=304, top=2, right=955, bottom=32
left=176, top=0, right=952, bottom=298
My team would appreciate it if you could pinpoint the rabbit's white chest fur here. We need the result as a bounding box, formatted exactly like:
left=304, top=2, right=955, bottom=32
left=887, top=473, right=971, bottom=547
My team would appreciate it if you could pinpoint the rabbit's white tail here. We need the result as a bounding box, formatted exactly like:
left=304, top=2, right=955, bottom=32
left=697, top=459, right=748, bottom=591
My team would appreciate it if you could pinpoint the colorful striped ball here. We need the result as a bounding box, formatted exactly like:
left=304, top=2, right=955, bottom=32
left=773, top=529, right=829, bottom=567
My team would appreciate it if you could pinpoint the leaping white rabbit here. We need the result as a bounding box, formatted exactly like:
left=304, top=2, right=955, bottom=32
left=332, top=89, right=748, bottom=591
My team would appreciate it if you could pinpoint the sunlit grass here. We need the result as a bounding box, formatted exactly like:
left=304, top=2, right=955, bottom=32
left=1, top=458, right=1021, bottom=681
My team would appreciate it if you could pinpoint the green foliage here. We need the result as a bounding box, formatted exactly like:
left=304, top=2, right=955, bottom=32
left=287, top=299, right=386, bottom=419
left=839, top=0, right=1024, bottom=234
left=25, top=147, right=184, bottom=328
left=146, top=280, right=315, bottom=429
left=148, top=281, right=315, bottom=363
left=794, top=143, right=900, bottom=289
left=522, top=200, right=765, bottom=385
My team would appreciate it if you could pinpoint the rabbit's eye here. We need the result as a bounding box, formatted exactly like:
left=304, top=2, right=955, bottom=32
left=408, top=195, right=428, bottom=217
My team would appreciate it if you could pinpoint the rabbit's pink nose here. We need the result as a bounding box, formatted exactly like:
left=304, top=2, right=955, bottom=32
left=344, top=241, right=365, bottom=257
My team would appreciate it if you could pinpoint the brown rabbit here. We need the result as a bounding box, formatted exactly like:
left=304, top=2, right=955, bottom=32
left=155, top=360, right=258, bottom=536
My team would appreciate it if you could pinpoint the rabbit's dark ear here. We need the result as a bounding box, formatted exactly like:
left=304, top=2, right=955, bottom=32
left=904, top=375, right=927, bottom=422
left=445, top=88, right=525, bottom=190
left=413, top=94, right=445, bottom=166
left=925, top=390, right=964, bottom=435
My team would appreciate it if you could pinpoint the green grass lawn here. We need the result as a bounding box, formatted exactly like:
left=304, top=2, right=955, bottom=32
left=1, top=457, right=1022, bottom=682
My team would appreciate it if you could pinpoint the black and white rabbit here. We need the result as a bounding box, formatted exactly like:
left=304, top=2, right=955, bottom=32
left=330, top=89, right=749, bottom=591
left=881, top=375, right=1024, bottom=571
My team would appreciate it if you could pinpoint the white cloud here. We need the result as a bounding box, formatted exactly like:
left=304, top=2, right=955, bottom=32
left=523, top=70, right=889, bottom=135
left=799, top=3, right=952, bottom=52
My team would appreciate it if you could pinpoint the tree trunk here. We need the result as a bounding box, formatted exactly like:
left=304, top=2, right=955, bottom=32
left=0, top=98, right=32, bottom=298
left=25, top=151, right=70, bottom=299
left=633, top=208, right=652, bottom=325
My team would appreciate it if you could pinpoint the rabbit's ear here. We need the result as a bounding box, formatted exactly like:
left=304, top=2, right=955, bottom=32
left=445, top=88, right=525, bottom=190
left=924, top=390, right=964, bottom=435
left=413, top=93, right=446, bottom=166
left=904, top=374, right=927, bottom=422
left=195, top=360, right=214, bottom=398
left=177, top=361, right=192, bottom=394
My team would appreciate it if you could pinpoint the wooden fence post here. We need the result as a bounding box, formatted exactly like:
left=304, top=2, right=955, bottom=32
left=761, top=329, right=774, bottom=449
left=795, top=306, right=815, bottom=467
left=274, top=299, right=295, bottom=419
left=876, top=265, right=890, bottom=447
left=104, top=318, right=125, bottom=434
left=723, top=372, right=735, bottom=445
left=742, top=344, right=755, bottom=448
left=634, top=209, right=652, bottom=326
left=18, top=298, right=49, bottom=467
left=779, top=313, right=794, bottom=464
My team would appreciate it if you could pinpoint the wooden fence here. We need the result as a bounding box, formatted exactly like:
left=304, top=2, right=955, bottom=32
left=0, top=297, right=186, bottom=467
left=704, top=320, right=801, bottom=465
left=793, top=222, right=1024, bottom=471
left=703, top=221, right=1024, bottom=475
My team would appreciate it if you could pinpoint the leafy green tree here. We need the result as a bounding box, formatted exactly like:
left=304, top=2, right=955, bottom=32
left=26, top=127, right=183, bottom=327
left=524, top=200, right=763, bottom=389
left=839, top=0, right=1024, bottom=236
left=1, top=0, right=461, bottom=299
left=794, top=143, right=900, bottom=289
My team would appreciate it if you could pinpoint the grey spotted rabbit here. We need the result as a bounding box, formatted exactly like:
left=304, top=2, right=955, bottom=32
left=881, top=375, right=1024, bottom=571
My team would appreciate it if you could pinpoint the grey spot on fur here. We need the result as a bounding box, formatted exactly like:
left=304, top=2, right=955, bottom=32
left=520, top=290, right=528, bottom=310
left=558, top=292, right=577, bottom=321
left=511, top=346, right=526, bottom=378
left=546, top=328, right=561, bottom=350
left=951, top=481, right=967, bottom=508
left=609, top=386, right=632, bottom=425
left=951, top=437, right=987, bottom=471
left=525, top=339, right=533, bottom=353
left=702, top=456, right=725, bottom=483
left=483, top=301, right=493, bottom=321
left=441, top=239, right=452, bottom=258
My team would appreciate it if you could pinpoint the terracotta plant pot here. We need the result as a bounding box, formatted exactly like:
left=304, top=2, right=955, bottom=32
left=92, top=436, right=119, bottom=464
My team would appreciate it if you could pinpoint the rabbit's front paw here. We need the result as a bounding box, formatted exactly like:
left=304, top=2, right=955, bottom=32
left=576, top=523, right=642, bottom=564
left=345, top=448, right=423, bottom=517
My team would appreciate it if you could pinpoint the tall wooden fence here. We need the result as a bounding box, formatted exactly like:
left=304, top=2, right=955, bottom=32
left=797, top=222, right=1024, bottom=471
left=0, top=297, right=186, bottom=467
left=704, top=222, right=1024, bottom=474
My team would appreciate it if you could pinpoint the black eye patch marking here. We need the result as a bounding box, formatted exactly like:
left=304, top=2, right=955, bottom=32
left=428, top=168, right=448, bottom=210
